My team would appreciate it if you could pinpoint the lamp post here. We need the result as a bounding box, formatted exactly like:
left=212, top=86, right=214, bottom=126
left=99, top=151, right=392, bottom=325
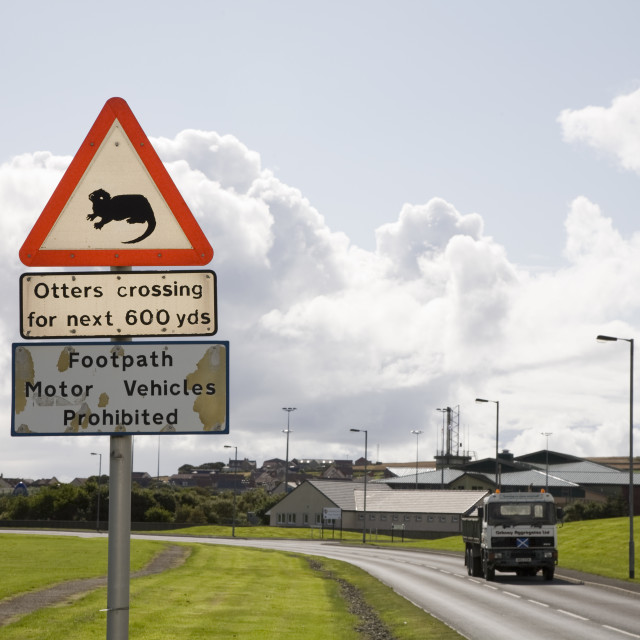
left=350, top=428, right=368, bottom=543
left=91, top=452, right=102, bottom=532
left=224, top=445, right=238, bottom=537
left=541, top=432, right=552, bottom=492
left=411, top=430, right=423, bottom=490
left=596, top=334, right=635, bottom=579
left=282, top=407, right=296, bottom=494
left=476, top=398, right=500, bottom=491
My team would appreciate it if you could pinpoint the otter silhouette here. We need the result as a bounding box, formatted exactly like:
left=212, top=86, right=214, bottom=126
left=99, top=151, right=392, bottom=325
left=87, top=188, right=156, bottom=244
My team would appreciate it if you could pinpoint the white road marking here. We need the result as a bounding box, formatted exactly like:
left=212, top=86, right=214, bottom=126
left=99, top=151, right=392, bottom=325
left=557, top=609, right=589, bottom=621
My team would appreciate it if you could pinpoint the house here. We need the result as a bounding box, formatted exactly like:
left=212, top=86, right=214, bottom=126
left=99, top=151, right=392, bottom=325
left=254, top=471, right=278, bottom=492
left=262, top=458, right=287, bottom=472
left=0, top=477, right=13, bottom=495
left=30, top=477, right=60, bottom=488
left=131, top=472, right=155, bottom=487
left=322, top=463, right=353, bottom=480
left=169, top=473, right=204, bottom=488
left=227, top=458, right=256, bottom=472
left=268, top=479, right=487, bottom=537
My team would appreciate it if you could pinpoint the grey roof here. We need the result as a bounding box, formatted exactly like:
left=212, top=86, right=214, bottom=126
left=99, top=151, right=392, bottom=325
left=383, top=458, right=639, bottom=489
left=386, top=466, right=424, bottom=477
left=537, top=461, right=640, bottom=486
left=354, top=489, right=488, bottom=514
left=307, top=479, right=390, bottom=510
left=380, top=468, right=469, bottom=486
left=499, top=469, right=579, bottom=488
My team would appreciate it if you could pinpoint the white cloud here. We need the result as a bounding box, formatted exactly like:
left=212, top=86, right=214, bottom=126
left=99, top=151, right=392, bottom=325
left=558, top=87, right=640, bottom=175
left=2, top=102, right=640, bottom=481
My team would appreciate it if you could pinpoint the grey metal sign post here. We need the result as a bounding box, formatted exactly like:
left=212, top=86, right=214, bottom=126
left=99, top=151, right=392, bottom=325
left=107, top=266, right=132, bottom=640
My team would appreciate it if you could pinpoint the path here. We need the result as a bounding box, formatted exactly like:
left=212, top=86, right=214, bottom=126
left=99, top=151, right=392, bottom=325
left=0, top=544, right=190, bottom=627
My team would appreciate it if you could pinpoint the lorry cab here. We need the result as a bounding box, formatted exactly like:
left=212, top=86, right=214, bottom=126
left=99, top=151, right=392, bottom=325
left=464, top=491, right=560, bottom=581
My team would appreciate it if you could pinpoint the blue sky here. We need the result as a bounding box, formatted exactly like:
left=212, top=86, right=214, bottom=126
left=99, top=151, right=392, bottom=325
left=2, top=2, right=640, bottom=481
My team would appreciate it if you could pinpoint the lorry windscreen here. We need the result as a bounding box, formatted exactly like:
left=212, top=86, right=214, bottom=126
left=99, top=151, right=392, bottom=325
left=487, top=502, right=555, bottom=525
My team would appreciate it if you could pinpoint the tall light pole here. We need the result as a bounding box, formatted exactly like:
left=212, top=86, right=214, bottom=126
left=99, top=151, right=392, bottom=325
left=541, top=432, right=552, bottom=492
left=476, top=398, right=500, bottom=491
left=224, top=445, right=238, bottom=537
left=411, top=430, right=423, bottom=490
left=91, top=452, right=102, bottom=532
left=350, top=428, right=368, bottom=543
left=282, top=407, right=296, bottom=494
left=597, top=334, right=635, bottom=579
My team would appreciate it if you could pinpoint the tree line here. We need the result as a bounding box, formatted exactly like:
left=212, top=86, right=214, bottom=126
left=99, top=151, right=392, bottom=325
left=0, top=477, right=283, bottom=526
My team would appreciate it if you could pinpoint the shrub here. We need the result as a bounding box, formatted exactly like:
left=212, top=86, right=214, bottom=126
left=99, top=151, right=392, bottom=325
left=144, top=506, right=174, bottom=523
left=563, top=496, right=627, bottom=522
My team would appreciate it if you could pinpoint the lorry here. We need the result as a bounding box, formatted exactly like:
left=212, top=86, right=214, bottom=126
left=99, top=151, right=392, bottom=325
left=462, top=491, right=562, bottom=581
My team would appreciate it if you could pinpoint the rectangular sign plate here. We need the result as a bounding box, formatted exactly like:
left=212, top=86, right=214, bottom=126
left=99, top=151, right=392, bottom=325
left=20, top=271, right=217, bottom=339
left=12, top=341, right=229, bottom=436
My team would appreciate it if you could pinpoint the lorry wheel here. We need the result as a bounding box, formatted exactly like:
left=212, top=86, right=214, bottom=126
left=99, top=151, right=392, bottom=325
left=466, top=549, right=472, bottom=575
left=483, top=562, right=495, bottom=581
left=472, top=556, right=482, bottom=577
left=543, top=566, right=554, bottom=581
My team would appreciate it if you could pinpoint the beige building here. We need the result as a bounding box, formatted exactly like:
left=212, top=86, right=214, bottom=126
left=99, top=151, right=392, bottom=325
left=269, top=479, right=488, bottom=537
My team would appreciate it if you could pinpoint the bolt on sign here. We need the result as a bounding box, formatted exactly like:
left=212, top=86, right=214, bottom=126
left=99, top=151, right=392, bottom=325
left=20, top=270, right=217, bottom=339
left=12, top=341, right=229, bottom=436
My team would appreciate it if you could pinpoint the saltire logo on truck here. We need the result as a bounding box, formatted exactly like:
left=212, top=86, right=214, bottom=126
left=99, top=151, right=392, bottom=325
left=516, top=537, right=530, bottom=549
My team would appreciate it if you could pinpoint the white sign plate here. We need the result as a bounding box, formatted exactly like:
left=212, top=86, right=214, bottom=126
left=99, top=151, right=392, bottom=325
left=20, top=271, right=217, bottom=339
left=12, top=341, right=229, bottom=436
left=323, top=507, right=342, bottom=520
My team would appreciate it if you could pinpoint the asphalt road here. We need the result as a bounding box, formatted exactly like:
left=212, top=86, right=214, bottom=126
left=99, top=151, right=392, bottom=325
left=4, top=530, right=639, bottom=639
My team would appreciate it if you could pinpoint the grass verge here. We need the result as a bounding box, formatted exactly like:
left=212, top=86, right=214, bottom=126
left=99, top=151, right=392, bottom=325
left=316, top=557, right=462, bottom=640
left=0, top=542, right=463, bottom=639
left=0, top=534, right=163, bottom=600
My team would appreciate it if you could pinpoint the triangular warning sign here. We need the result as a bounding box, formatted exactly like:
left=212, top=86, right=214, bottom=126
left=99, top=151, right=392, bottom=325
left=20, top=97, right=213, bottom=267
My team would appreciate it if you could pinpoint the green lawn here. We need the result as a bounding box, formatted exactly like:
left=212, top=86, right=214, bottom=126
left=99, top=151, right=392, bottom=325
left=0, top=534, right=162, bottom=600
left=556, top=516, right=638, bottom=579
left=0, top=539, right=461, bottom=640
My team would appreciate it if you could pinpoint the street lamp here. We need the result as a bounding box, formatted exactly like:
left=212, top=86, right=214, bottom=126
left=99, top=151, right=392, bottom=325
left=476, top=398, right=500, bottom=491
left=597, top=334, right=635, bottom=579
left=91, top=452, right=102, bottom=532
left=541, top=432, right=552, bottom=492
left=224, top=445, right=238, bottom=537
left=411, top=430, right=423, bottom=490
left=350, top=428, right=368, bottom=543
left=282, top=407, right=296, bottom=494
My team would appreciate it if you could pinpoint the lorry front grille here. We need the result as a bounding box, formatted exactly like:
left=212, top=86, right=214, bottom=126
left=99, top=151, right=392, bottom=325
left=491, top=536, right=555, bottom=548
